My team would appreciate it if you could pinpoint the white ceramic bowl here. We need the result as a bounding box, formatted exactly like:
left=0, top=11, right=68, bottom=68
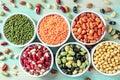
left=55, top=42, right=91, bottom=77
left=71, top=11, right=106, bottom=45
left=91, top=41, right=120, bottom=76
left=2, top=13, right=36, bottom=47
left=19, top=42, right=54, bottom=77
left=37, top=12, right=70, bottom=47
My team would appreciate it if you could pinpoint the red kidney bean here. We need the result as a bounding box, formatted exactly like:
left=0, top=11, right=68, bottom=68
left=32, top=54, right=37, bottom=62
left=51, top=69, right=57, bottom=74
left=0, top=52, right=3, bottom=55
left=2, top=64, right=8, bottom=71
left=60, top=6, right=66, bottom=13
left=88, top=66, right=93, bottom=72
left=56, top=0, right=61, bottom=5
left=36, top=7, right=41, bottom=14
left=3, top=6, right=9, bottom=11
left=1, top=42, right=8, bottom=46
left=21, top=44, right=51, bottom=76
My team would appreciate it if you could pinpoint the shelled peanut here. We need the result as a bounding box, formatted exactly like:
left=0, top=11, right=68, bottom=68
left=72, top=12, right=106, bottom=43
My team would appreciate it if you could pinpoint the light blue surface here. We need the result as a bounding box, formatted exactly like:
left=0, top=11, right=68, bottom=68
left=0, top=0, right=120, bottom=80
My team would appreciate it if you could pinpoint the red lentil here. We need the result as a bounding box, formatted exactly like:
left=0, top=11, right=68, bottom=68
left=72, top=12, right=106, bottom=43
left=38, top=14, right=69, bottom=45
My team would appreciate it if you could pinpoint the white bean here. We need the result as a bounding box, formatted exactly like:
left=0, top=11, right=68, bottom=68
left=111, top=12, right=117, bottom=18
left=26, top=2, right=33, bottom=9
left=0, top=56, right=6, bottom=60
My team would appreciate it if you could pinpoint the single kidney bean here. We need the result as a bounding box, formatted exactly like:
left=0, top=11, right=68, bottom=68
left=60, top=6, right=66, bottom=13
left=56, top=0, right=61, bottom=5
left=36, top=7, right=41, bottom=14
left=3, top=6, right=9, bottom=11
left=1, top=42, right=8, bottom=46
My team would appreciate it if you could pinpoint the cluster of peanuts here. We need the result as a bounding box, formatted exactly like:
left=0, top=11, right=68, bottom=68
left=72, top=12, right=106, bottom=43
left=93, top=42, right=120, bottom=74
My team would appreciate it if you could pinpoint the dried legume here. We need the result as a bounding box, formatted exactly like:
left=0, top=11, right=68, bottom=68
left=67, top=13, right=73, bottom=19
left=93, top=41, right=120, bottom=74
left=109, top=21, right=116, bottom=25
left=1, top=42, right=8, bottom=46
left=26, top=2, right=33, bottom=9
left=1, top=71, right=9, bottom=77
left=56, top=43, right=89, bottom=75
left=73, top=6, right=77, bottom=13
left=38, top=14, right=69, bottom=46
left=0, top=56, right=6, bottom=61
left=0, top=11, right=5, bottom=16
left=72, top=12, right=106, bottom=44
left=3, top=14, right=34, bottom=45
left=20, top=44, right=52, bottom=76
left=111, top=12, right=117, bottom=18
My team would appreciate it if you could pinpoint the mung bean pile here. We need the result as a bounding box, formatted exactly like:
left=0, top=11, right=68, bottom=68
left=3, top=14, right=34, bottom=45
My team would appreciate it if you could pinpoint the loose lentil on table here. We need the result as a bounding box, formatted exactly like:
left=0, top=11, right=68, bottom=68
left=3, top=14, right=34, bottom=45
left=38, top=14, right=69, bottom=45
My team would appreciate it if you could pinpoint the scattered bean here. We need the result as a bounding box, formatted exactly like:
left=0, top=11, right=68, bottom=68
left=108, top=26, right=113, bottom=33
left=73, top=0, right=77, bottom=2
left=88, top=66, right=93, bottom=72
left=104, top=17, right=109, bottom=21
left=5, top=48, right=10, bottom=54
left=19, top=1, right=26, bottom=5
left=12, top=64, right=17, bottom=69
left=110, top=29, right=116, bottom=35
left=65, top=6, right=69, bottom=12
left=14, top=55, right=19, bottom=59
left=2, top=64, right=8, bottom=71
left=1, top=71, right=9, bottom=77
left=75, top=3, right=79, bottom=8
left=26, top=2, right=33, bottom=9
left=47, top=4, right=51, bottom=9
left=11, top=3, right=17, bottom=8
left=3, top=6, right=9, bottom=11
left=0, top=56, right=6, bottom=61
left=73, top=6, right=77, bottom=13
left=60, top=6, right=66, bottom=13
left=86, top=3, right=93, bottom=8
left=8, top=53, right=14, bottom=58
left=0, top=51, right=3, bottom=55
left=104, top=0, right=111, bottom=5
left=1, top=42, right=8, bottom=46
left=51, top=69, right=57, bottom=74
left=111, top=12, right=117, bottom=18
left=100, top=9, right=105, bottom=14
left=53, top=4, right=58, bottom=9
left=36, top=7, right=41, bottom=14
left=13, top=70, right=19, bottom=76
left=112, top=34, right=119, bottom=39
left=10, top=0, right=14, bottom=3
left=105, top=7, right=112, bottom=12
left=0, top=11, right=5, bottom=16
left=109, top=21, right=116, bottom=25
left=86, top=77, right=91, bottom=80
left=56, top=0, right=61, bottom=5
left=67, top=13, right=73, bottom=19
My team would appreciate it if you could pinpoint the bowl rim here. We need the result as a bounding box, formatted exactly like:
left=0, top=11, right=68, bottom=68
left=19, top=42, right=54, bottom=77
left=71, top=11, right=107, bottom=45
left=2, top=12, right=36, bottom=47
left=55, top=42, right=91, bottom=77
left=37, top=12, right=70, bottom=47
left=91, top=41, right=120, bottom=76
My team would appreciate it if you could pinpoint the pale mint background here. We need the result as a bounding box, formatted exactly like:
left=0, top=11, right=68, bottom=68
left=0, top=0, right=120, bottom=80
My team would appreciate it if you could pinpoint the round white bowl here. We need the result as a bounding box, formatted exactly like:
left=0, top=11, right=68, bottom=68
left=71, top=11, right=106, bottom=45
left=19, top=42, right=54, bottom=77
left=55, top=42, right=91, bottom=77
left=91, top=41, right=120, bottom=76
left=2, top=13, right=36, bottom=47
left=37, top=12, right=70, bottom=47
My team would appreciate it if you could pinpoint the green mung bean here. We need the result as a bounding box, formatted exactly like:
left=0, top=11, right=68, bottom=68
left=4, top=14, right=34, bottom=45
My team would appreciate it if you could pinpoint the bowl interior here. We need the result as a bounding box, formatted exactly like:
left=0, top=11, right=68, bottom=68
left=19, top=42, right=54, bottom=77
left=2, top=13, right=36, bottom=47
left=37, top=12, right=70, bottom=47
left=55, top=42, right=91, bottom=77
left=71, top=11, right=106, bottom=45
left=91, top=41, right=120, bottom=76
